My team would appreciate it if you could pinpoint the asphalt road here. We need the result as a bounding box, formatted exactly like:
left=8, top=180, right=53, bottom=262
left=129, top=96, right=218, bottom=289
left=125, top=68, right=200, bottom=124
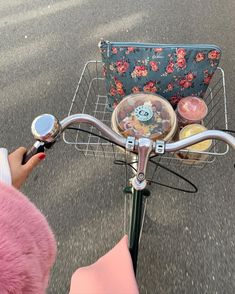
left=1, top=0, right=235, bottom=293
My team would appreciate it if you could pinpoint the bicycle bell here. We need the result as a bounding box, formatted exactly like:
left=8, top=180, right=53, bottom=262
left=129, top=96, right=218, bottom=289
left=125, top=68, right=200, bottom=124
left=31, top=114, right=61, bottom=143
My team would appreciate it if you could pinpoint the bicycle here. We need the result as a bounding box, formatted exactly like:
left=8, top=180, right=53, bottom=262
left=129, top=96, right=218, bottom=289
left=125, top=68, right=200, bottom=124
left=23, top=61, right=235, bottom=292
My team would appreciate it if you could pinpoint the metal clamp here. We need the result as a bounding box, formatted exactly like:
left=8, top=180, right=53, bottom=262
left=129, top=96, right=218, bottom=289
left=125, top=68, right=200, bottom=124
left=126, top=137, right=135, bottom=151
left=131, top=177, right=147, bottom=191
left=155, top=140, right=165, bottom=154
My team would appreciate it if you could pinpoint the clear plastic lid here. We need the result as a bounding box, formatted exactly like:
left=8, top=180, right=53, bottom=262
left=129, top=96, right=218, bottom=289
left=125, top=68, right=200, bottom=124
left=177, top=96, right=208, bottom=122
left=179, top=124, right=212, bottom=151
left=112, top=93, right=177, bottom=141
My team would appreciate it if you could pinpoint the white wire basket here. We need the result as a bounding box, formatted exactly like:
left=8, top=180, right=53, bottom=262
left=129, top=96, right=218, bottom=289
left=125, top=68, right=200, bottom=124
left=63, top=61, right=229, bottom=169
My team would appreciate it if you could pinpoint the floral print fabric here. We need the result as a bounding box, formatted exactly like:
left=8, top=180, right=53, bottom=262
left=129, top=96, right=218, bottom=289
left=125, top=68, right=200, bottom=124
left=100, top=42, right=221, bottom=110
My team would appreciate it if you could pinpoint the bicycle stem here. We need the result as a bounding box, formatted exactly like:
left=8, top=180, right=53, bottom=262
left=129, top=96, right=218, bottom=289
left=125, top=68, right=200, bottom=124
left=131, top=138, right=153, bottom=190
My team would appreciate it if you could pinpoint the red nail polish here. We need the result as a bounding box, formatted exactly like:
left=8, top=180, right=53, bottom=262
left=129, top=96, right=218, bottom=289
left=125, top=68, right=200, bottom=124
left=38, top=153, right=46, bottom=160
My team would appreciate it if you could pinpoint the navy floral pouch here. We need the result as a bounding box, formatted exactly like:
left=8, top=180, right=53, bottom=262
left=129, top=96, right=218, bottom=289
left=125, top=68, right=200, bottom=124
left=99, top=40, right=221, bottom=111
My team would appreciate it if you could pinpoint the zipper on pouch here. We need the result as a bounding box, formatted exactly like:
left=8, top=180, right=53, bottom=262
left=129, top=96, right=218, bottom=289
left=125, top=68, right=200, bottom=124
left=99, top=39, right=221, bottom=57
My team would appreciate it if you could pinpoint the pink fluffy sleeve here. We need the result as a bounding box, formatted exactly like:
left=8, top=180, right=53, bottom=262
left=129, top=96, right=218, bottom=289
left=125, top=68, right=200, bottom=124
left=0, top=181, right=57, bottom=294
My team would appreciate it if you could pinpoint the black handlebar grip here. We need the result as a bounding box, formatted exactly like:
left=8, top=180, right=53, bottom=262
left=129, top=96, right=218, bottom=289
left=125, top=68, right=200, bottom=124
left=22, top=143, right=45, bottom=165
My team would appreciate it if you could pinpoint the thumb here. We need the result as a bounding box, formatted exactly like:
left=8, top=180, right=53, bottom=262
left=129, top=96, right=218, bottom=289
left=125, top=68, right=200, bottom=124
left=24, top=152, right=46, bottom=173
left=9, top=147, right=27, bottom=162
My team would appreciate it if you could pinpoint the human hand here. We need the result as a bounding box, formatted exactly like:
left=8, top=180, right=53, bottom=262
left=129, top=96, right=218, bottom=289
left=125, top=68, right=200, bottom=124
left=8, top=147, right=46, bottom=189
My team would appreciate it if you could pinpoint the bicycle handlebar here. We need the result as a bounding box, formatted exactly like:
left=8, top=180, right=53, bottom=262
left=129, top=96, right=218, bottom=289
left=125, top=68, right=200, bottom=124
left=60, top=114, right=126, bottom=147
left=24, top=114, right=235, bottom=190
left=165, top=130, right=235, bottom=152
left=61, top=114, right=235, bottom=151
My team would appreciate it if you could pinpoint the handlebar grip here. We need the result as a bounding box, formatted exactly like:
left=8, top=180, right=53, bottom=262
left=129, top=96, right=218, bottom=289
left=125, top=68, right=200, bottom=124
left=22, top=142, right=45, bottom=164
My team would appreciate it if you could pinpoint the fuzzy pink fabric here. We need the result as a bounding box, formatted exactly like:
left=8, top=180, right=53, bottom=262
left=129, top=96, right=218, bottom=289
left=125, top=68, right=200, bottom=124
left=0, top=181, right=57, bottom=294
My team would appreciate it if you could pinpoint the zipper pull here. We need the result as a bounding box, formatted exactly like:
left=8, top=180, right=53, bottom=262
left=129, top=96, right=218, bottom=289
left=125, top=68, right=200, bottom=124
left=98, top=39, right=111, bottom=57
left=98, top=39, right=110, bottom=48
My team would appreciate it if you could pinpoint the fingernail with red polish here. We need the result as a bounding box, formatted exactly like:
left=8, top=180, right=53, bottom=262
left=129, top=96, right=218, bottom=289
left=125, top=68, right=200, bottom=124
left=38, top=153, right=46, bottom=160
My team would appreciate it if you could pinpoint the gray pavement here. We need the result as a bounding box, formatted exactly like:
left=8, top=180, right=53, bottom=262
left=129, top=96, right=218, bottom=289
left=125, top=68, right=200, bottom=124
left=1, top=0, right=235, bottom=293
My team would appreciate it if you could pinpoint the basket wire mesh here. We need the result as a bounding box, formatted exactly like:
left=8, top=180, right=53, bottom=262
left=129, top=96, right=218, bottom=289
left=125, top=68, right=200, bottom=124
left=63, top=61, right=229, bottom=169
